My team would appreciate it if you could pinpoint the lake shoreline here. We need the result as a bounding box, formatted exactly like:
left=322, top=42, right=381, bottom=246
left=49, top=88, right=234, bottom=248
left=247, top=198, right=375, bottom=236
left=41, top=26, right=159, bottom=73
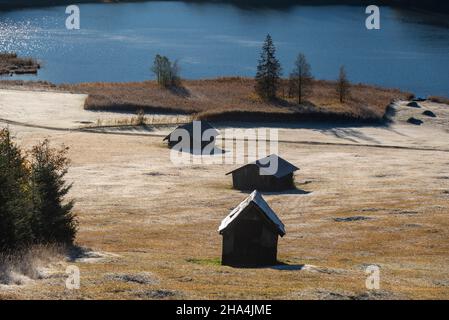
left=2, top=4, right=448, bottom=96
left=0, top=77, right=412, bottom=124
left=1, top=0, right=449, bottom=13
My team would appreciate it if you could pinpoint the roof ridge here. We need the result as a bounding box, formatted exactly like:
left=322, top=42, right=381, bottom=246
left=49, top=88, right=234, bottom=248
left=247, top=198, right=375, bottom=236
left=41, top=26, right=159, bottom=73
left=218, top=190, right=286, bottom=236
left=163, top=120, right=219, bottom=141
left=225, top=154, right=299, bottom=177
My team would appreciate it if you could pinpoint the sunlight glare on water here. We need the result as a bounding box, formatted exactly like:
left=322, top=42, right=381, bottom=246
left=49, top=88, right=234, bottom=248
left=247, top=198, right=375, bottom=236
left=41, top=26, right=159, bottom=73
left=0, top=3, right=448, bottom=96
left=0, top=18, right=48, bottom=54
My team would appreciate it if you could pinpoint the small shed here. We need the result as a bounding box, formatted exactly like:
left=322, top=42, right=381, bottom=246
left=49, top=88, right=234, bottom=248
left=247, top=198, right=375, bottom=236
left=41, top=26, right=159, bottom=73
left=218, top=190, right=286, bottom=267
left=226, top=154, right=299, bottom=191
left=163, top=120, right=219, bottom=152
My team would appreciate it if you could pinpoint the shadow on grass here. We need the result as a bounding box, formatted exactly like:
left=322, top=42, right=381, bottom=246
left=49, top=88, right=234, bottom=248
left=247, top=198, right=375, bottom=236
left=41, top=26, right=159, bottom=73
left=186, top=257, right=307, bottom=270
left=316, top=127, right=382, bottom=144
left=175, top=146, right=227, bottom=155
left=168, top=85, right=191, bottom=98
left=66, top=245, right=90, bottom=262
left=239, top=187, right=310, bottom=196
left=91, top=124, right=158, bottom=132
left=216, top=261, right=306, bottom=270
left=269, top=262, right=306, bottom=271
left=213, top=119, right=390, bottom=131
left=66, top=245, right=118, bottom=263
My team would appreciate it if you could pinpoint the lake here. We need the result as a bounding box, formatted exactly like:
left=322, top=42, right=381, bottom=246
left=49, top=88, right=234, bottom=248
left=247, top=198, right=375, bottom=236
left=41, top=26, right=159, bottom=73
left=1, top=2, right=448, bottom=97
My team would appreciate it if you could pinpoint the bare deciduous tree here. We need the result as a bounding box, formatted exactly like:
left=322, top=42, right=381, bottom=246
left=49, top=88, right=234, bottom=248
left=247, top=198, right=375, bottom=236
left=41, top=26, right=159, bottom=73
left=336, top=65, right=350, bottom=103
left=289, top=53, right=313, bottom=104
left=151, top=54, right=181, bottom=88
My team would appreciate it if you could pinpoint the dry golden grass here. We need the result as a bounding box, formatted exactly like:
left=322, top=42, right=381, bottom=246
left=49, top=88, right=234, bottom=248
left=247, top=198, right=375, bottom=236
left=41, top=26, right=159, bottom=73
left=59, top=78, right=410, bottom=122
left=91, top=114, right=193, bottom=128
left=2, top=107, right=448, bottom=299
left=0, top=53, right=40, bottom=75
left=1, top=90, right=448, bottom=300
left=429, top=96, right=449, bottom=105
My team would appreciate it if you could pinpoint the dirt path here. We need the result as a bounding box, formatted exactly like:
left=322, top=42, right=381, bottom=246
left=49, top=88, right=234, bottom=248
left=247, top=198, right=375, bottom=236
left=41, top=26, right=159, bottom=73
left=2, top=115, right=449, bottom=153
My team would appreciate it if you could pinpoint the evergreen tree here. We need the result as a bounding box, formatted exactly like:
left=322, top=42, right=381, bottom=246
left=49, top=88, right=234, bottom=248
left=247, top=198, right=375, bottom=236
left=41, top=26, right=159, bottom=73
left=0, top=128, right=32, bottom=251
left=336, top=65, right=350, bottom=103
left=255, top=34, right=282, bottom=100
left=30, top=140, right=76, bottom=245
left=0, top=129, right=77, bottom=251
left=289, top=53, right=313, bottom=104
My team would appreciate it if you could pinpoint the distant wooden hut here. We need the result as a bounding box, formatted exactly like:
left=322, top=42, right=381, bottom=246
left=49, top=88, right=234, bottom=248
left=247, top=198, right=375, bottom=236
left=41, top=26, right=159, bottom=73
left=226, top=154, right=299, bottom=191
left=218, top=190, right=286, bottom=267
left=163, top=121, right=219, bottom=152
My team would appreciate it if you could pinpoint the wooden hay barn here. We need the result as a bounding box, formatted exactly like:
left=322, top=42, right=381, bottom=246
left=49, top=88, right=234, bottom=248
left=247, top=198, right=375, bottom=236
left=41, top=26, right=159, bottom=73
left=218, top=190, right=286, bottom=267
left=226, top=154, right=299, bottom=191
left=163, top=121, right=219, bottom=152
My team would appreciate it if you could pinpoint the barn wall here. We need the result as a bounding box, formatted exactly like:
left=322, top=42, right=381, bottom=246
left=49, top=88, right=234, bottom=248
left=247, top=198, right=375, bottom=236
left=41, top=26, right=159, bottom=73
left=231, top=166, right=295, bottom=191
left=221, top=205, right=279, bottom=267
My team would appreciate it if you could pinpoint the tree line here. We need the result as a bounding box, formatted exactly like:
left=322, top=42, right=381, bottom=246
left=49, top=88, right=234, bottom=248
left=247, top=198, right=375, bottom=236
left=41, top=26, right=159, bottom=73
left=151, top=35, right=351, bottom=104
left=255, top=34, right=350, bottom=103
left=0, top=128, right=76, bottom=252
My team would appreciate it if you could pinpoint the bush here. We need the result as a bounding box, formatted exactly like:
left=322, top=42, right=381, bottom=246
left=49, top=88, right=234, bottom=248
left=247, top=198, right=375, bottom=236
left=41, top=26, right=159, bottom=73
left=0, top=129, right=77, bottom=252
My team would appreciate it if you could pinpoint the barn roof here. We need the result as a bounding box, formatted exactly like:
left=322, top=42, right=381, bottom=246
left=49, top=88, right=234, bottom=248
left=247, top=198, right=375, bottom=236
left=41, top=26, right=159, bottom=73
left=226, top=154, right=299, bottom=178
left=218, top=190, right=286, bottom=236
left=163, top=121, right=219, bottom=141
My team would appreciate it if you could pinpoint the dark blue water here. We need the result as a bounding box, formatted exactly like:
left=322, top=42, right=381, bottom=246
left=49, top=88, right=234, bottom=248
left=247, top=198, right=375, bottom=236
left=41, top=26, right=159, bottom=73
left=1, top=2, right=448, bottom=96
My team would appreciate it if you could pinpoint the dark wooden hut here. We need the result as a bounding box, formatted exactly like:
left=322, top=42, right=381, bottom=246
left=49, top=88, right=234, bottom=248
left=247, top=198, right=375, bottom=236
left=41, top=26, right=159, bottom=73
left=163, top=120, right=219, bottom=152
left=218, top=190, right=286, bottom=267
left=226, top=154, right=299, bottom=191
